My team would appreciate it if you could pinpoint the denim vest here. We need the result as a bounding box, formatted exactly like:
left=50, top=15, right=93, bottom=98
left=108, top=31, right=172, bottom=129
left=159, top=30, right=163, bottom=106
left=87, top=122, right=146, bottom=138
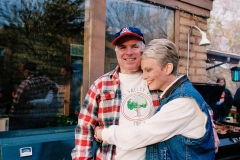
left=146, top=75, right=215, bottom=160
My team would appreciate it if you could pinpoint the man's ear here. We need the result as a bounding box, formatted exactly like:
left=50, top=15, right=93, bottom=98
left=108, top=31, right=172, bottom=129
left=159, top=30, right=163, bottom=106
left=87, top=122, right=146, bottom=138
left=165, top=63, right=173, bottom=75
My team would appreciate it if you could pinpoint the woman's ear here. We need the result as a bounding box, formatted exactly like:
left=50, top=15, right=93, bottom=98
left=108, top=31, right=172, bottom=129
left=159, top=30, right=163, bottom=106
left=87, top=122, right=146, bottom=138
left=165, top=63, right=173, bottom=75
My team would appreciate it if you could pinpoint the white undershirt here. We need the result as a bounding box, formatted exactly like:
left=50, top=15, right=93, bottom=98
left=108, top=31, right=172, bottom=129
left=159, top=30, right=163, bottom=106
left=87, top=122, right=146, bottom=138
left=110, top=72, right=156, bottom=160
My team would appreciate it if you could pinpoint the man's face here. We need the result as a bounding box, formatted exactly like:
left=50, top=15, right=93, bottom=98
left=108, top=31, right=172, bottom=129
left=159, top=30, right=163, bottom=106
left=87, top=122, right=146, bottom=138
left=23, top=70, right=29, bottom=78
left=141, top=57, right=169, bottom=91
left=61, top=68, right=68, bottom=77
left=115, top=36, right=142, bottom=74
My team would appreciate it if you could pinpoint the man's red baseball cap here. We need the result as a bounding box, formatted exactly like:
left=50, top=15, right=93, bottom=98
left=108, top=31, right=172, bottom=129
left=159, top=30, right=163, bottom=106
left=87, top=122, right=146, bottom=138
left=112, top=27, right=145, bottom=46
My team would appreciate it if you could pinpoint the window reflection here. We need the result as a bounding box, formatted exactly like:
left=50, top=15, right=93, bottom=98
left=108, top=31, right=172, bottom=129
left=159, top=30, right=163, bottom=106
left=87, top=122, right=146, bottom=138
left=105, top=0, right=174, bottom=72
left=0, top=0, right=85, bottom=130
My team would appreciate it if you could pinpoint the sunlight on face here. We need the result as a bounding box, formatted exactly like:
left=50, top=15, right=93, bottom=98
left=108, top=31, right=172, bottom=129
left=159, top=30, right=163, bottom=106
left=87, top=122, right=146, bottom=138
left=141, top=58, right=168, bottom=91
left=115, top=36, right=142, bottom=74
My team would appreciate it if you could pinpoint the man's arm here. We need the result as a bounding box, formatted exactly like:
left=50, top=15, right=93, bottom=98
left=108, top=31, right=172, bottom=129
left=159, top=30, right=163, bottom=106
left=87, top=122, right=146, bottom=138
left=71, top=84, right=99, bottom=160
left=213, top=127, right=220, bottom=153
left=12, top=80, right=28, bottom=110
left=29, top=90, right=53, bottom=106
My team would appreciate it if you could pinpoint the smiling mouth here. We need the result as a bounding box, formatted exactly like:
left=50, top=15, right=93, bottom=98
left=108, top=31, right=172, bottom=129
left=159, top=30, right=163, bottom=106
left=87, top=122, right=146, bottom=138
left=124, top=58, right=136, bottom=61
left=147, top=80, right=153, bottom=85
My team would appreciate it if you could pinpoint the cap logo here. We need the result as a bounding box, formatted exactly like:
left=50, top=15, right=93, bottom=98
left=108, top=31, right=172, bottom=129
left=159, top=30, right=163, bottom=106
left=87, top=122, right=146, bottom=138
left=120, top=27, right=131, bottom=35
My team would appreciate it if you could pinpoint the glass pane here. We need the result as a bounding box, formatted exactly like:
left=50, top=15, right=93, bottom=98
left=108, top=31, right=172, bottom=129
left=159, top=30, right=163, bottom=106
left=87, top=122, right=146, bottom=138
left=105, top=0, right=174, bottom=72
left=0, top=0, right=85, bottom=130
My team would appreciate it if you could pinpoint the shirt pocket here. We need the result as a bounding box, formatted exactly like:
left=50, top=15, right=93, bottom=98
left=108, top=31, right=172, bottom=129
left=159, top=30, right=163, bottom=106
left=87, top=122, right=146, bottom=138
left=97, top=91, right=117, bottom=120
left=98, top=90, right=115, bottom=101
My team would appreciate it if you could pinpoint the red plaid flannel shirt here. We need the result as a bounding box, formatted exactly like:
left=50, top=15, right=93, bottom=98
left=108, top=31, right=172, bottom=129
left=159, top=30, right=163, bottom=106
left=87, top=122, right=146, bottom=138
left=13, top=75, right=55, bottom=106
left=71, top=65, right=160, bottom=160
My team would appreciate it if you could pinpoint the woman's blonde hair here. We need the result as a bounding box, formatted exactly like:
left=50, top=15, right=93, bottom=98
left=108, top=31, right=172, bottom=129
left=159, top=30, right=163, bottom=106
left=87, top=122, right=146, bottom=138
left=141, top=39, right=179, bottom=75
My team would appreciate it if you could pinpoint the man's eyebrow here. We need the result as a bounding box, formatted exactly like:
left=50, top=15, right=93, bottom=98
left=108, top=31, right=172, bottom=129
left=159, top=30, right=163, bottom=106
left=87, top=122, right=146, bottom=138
left=118, top=44, right=126, bottom=47
left=132, top=43, right=139, bottom=47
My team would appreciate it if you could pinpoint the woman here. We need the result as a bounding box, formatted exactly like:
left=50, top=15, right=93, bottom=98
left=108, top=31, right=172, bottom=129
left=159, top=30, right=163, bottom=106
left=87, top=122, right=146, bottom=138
left=215, top=77, right=233, bottom=122
left=95, top=39, right=215, bottom=160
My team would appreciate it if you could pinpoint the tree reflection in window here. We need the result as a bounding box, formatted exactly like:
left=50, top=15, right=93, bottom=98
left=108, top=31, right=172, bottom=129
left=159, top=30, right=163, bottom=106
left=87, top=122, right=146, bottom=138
left=0, top=0, right=85, bottom=130
left=0, top=0, right=84, bottom=59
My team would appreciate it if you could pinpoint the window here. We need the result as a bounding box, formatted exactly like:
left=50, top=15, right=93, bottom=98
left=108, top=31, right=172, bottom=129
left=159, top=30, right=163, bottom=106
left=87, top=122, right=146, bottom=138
left=105, top=0, right=174, bottom=72
left=0, top=0, right=85, bottom=130
left=0, top=49, right=4, bottom=57
left=0, top=49, right=4, bottom=107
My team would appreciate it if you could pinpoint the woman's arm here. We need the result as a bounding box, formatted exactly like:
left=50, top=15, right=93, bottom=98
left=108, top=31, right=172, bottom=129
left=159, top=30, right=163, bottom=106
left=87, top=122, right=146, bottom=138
left=96, top=98, right=207, bottom=150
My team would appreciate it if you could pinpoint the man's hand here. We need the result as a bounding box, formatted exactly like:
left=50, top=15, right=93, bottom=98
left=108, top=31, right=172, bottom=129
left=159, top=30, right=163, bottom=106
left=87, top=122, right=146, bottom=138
left=94, top=126, right=103, bottom=142
left=213, top=128, right=220, bottom=153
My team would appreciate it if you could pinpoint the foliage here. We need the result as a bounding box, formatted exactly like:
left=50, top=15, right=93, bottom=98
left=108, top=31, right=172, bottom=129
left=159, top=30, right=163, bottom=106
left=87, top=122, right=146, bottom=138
left=106, top=1, right=174, bottom=44
left=38, top=114, right=78, bottom=128
left=207, top=0, right=240, bottom=94
left=0, top=93, right=12, bottom=108
left=56, top=114, right=78, bottom=127
left=0, top=0, right=85, bottom=60
left=39, top=117, right=50, bottom=128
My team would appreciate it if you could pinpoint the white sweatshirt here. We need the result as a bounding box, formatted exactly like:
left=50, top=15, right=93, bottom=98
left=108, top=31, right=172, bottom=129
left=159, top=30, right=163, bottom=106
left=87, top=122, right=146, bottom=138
left=109, top=72, right=156, bottom=160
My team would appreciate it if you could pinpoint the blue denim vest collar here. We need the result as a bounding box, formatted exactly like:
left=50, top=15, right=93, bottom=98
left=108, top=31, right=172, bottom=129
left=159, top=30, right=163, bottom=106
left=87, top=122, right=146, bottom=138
left=146, top=75, right=215, bottom=160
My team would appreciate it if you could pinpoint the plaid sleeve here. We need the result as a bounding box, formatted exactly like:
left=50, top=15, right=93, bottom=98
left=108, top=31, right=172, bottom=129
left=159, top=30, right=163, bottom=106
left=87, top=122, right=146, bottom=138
left=71, top=83, right=99, bottom=160
left=13, top=80, right=28, bottom=105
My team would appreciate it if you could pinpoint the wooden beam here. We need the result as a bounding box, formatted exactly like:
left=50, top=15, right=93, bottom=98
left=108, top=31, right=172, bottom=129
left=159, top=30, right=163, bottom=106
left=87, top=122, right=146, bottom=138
left=180, top=0, right=213, bottom=11
left=144, top=0, right=212, bottom=18
left=63, top=44, right=71, bottom=116
left=81, top=0, right=106, bottom=104
left=88, top=0, right=106, bottom=85
left=174, top=10, right=180, bottom=49
left=64, top=83, right=70, bottom=116
left=81, top=1, right=90, bottom=104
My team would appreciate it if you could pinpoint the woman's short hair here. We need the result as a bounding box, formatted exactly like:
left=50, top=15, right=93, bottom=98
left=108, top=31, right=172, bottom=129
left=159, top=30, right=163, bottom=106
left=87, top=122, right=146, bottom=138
left=141, top=39, right=179, bottom=75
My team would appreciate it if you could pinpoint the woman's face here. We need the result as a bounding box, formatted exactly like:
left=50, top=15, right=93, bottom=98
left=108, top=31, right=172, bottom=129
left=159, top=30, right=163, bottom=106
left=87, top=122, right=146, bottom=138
left=141, top=57, right=169, bottom=91
left=218, top=80, right=225, bottom=86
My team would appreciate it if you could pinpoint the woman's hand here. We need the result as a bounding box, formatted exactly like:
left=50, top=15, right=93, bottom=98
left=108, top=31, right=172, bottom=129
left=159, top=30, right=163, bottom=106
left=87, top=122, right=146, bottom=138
left=213, top=128, right=220, bottom=153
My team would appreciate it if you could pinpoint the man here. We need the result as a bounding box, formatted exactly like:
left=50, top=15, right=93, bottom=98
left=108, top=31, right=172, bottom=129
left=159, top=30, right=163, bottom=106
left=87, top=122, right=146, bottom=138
left=71, top=27, right=160, bottom=160
left=60, top=65, right=81, bottom=116
left=233, top=87, right=240, bottom=123
left=61, top=65, right=75, bottom=85
left=11, top=62, right=57, bottom=112
left=96, top=39, right=215, bottom=159
left=71, top=27, right=219, bottom=159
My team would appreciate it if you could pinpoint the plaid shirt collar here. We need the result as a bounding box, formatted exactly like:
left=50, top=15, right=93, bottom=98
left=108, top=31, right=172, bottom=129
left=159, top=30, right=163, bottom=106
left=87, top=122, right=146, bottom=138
left=109, top=64, right=120, bottom=80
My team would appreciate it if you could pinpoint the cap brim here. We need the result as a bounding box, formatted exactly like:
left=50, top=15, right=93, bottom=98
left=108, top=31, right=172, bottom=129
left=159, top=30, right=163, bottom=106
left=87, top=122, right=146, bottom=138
left=112, top=32, right=143, bottom=46
left=18, top=66, right=24, bottom=71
